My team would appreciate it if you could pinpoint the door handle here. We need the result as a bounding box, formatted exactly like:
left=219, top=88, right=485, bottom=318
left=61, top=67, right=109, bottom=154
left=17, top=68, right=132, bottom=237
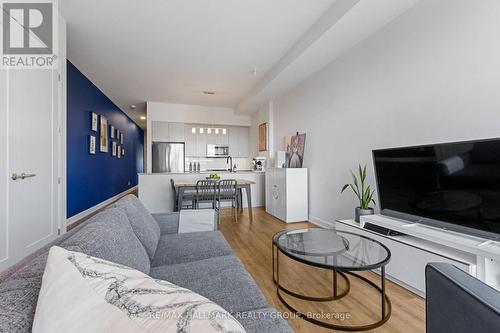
left=12, top=173, right=36, bottom=180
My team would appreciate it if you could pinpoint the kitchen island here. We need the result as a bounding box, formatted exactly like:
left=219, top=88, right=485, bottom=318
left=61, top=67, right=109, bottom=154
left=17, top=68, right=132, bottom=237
left=138, top=171, right=265, bottom=214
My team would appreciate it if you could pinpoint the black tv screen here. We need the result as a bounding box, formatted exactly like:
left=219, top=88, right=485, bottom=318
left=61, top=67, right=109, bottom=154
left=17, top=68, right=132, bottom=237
left=373, top=138, right=500, bottom=240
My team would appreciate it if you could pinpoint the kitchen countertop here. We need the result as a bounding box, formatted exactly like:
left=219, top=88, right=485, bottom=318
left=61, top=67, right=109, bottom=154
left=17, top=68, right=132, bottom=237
left=139, top=170, right=265, bottom=175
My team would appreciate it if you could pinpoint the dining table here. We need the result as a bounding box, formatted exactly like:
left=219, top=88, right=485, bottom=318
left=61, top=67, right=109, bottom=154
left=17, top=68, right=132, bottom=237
left=174, top=179, right=255, bottom=221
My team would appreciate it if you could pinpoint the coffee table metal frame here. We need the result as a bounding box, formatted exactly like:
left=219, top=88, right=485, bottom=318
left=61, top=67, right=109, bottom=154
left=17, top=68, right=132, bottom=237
left=272, top=229, right=392, bottom=331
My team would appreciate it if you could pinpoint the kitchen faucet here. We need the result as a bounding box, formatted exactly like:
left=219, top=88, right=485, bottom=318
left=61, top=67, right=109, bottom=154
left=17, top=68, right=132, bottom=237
left=226, top=156, right=233, bottom=173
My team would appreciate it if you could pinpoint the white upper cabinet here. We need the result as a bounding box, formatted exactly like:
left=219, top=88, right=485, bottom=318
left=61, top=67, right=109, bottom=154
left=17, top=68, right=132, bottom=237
left=228, top=127, right=239, bottom=156
left=184, top=124, right=196, bottom=157
left=196, top=131, right=207, bottom=157
left=237, top=127, right=249, bottom=158
left=228, top=126, right=249, bottom=157
left=168, top=122, right=185, bottom=142
left=152, top=121, right=185, bottom=142
left=216, top=130, right=229, bottom=145
left=155, top=122, right=247, bottom=157
left=152, top=121, right=170, bottom=142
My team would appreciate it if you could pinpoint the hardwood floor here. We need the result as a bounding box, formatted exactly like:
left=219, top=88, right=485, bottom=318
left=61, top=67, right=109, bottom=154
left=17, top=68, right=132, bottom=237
left=218, top=207, right=425, bottom=333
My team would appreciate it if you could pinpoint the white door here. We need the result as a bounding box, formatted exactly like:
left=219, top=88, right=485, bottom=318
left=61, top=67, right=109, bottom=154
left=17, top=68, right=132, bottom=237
left=3, top=69, right=62, bottom=269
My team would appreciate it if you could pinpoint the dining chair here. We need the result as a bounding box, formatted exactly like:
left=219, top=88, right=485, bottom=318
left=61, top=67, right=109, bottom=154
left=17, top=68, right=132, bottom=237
left=216, top=179, right=239, bottom=222
left=170, top=179, right=195, bottom=211
left=195, top=180, right=217, bottom=209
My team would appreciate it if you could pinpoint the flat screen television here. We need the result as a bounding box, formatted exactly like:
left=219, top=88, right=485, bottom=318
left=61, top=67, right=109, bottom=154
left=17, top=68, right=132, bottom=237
left=373, top=138, right=500, bottom=240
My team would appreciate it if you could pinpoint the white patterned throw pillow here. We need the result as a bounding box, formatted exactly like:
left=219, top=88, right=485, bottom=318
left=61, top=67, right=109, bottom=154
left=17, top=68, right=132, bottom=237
left=33, top=246, right=246, bottom=333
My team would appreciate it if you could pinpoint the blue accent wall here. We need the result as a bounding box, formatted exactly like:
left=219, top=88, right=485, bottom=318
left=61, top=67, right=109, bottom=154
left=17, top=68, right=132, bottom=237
left=67, top=61, right=144, bottom=218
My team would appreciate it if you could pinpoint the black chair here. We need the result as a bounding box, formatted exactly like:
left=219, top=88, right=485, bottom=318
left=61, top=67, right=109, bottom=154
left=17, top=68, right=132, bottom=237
left=195, top=180, right=217, bottom=209
left=216, top=179, right=239, bottom=222
left=426, top=263, right=500, bottom=333
left=170, top=179, right=194, bottom=211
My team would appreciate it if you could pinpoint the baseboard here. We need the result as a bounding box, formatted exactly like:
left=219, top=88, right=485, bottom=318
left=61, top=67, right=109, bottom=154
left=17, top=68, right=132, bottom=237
left=66, top=186, right=138, bottom=228
left=308, top=215, right=336, bottom=229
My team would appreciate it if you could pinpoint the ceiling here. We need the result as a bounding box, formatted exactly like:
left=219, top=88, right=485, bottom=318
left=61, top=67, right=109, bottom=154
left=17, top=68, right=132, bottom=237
left=60, top=0, right=420, bottom=128
left=60, top=0, right=337, bottom=127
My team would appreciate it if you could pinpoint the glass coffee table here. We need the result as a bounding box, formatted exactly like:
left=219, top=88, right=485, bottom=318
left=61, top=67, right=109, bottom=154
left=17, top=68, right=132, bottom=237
left=272, top=228, right=391, bottom=331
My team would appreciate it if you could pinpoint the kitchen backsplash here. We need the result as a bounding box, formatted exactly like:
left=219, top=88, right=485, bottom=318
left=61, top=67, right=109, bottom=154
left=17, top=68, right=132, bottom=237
left=185, top=157, right=251, bottom=172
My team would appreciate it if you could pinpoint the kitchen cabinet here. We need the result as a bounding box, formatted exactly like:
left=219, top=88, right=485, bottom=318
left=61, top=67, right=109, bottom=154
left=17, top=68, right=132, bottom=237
left=152, top=121, right=170, bottom=142
left=227, top=126, right=249, bottom=157
left=154, top=122, right=246, bottom=157
left=206, top=128, right=217, bottom=145
left=152, top=121, right=184, bottom=142
left=196, top=131, right=207, bottom=157
left=228, top=127, right=239, bottom=156
left=237, top=127, right=249, bottom=157
left=168, top=122, right=185, bottom=142
left=265, top=168, right=308, bottom=223
left=184, top=124, right=196, bottom=157
left=216, top=130, right=228, bottom=145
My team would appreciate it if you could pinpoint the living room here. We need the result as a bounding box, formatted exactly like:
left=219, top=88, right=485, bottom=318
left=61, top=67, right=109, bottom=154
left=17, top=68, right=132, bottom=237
left=1, top=0, right=500, bottom=332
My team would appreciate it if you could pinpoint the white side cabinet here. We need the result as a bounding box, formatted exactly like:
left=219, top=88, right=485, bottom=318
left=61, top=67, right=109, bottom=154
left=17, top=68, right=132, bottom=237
left=265, top=168, right=308, bottom=223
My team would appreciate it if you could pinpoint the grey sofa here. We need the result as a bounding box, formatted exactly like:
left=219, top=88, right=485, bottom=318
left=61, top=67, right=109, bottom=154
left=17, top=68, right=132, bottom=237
left=0, top=195, right=293, bottom=333
left=426, top=263, right=500, bottom=333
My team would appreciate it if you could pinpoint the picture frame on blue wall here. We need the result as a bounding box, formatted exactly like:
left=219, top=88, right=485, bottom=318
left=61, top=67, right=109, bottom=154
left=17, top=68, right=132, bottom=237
left=100, top=116, right=108, bottom=152
left=122, top=148, right=125, bottom=156
left=117, top=145, right=121, bottom=159
left=120, top=133, right=124, bottom=145
left=112, top=142, right=117, bottom=156
left=89, top=135, right=96, bottom=155
left=91, top=112, right=98, bottom=131
left=110, top=125, right=115, bottom=139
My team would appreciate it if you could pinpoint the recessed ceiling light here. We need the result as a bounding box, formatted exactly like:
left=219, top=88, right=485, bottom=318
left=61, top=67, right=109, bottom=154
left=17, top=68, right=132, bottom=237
left=130, top=104, right=137, bottom=109
left=203, top=91, right=216, bottom=95
left=140, top=116, right=146, bottom=120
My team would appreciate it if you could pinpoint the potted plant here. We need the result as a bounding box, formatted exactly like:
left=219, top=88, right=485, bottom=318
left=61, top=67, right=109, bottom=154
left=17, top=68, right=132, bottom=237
left=341, top=165, right=376, bottom=222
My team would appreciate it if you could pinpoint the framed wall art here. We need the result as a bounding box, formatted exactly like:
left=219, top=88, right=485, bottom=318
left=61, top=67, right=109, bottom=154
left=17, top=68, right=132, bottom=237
left=110, top=125, right=115, bottom=139
left=120, top=133, right=124, bottom=145
left=100, top=116, right=108, bottom=152
left=91, top=112, right=98, bottom=131
left=112, top=141, right=117, bottom=156
left=89, top=135, right=96, bottom=155
left=259, top=123, right=267, bottom=152
left=117, top=145, right=121, bottom=159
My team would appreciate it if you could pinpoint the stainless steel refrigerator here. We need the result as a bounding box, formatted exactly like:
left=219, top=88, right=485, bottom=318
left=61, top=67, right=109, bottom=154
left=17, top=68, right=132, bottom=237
left=152, top=142, right=185, bottom=173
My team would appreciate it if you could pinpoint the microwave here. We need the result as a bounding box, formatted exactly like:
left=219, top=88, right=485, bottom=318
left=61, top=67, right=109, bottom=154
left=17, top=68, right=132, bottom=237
left=206, top=144, right=229, bottom=157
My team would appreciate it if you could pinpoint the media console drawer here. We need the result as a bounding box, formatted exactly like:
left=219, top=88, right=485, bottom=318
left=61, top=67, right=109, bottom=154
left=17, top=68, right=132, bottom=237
left=334, top=222, right=475, bottom=296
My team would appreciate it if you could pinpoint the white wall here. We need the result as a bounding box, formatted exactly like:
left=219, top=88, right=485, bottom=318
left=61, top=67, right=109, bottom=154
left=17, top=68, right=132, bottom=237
left=249, top=102, right=275, bottom=166
left=271, top=0, right=500, bottom=225
left=146, top=102, right=252, bottom=172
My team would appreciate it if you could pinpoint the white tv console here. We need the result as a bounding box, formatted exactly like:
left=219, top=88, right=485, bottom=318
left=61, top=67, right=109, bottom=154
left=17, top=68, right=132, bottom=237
left=334, top=214, right=500, bottom=296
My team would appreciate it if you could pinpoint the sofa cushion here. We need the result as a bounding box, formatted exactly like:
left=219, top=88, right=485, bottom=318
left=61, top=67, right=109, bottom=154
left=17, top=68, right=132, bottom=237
left=151, top=231, right=233, bottom=267
left=0, top=246, right=82, bottom=333
left=32, top=246, right=246, bottom=333
left=234, top=308, right=294, bottom=333
left=151, top=213, right=179, bottom=235
left=113, top=195, right=160, bottom=259
left=150, top=255, right=268, bottom=313
left=62, top=208, right=150, bottom=274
